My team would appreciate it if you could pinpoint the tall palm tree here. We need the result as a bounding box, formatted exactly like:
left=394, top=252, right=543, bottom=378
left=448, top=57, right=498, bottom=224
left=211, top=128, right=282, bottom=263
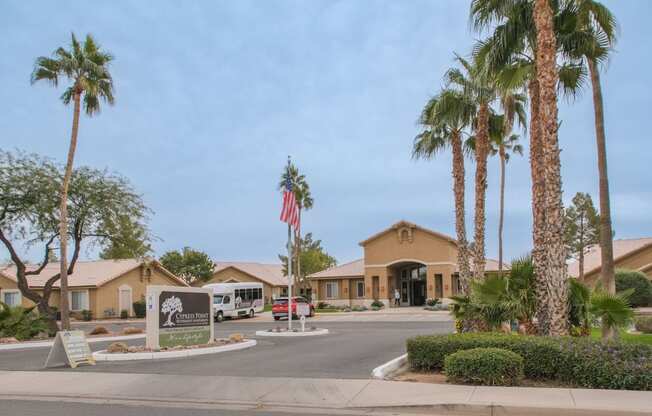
left=413, top=89, right=476, bottom=293
left=279, top=164, right=313, bottom=292
left=470, top=0, right=583, bottom=335
left=445, top=55, right=496, bottom=281
left=31, top=33, right=114, bottom=329
left=532, top=0, right=569, bottom=336
left=573, top=0, right=618, bottom=296
left=496, top=92, right=526, bottom=272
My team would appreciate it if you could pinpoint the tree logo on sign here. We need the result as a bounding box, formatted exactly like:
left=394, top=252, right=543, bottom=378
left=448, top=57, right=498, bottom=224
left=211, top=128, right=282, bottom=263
left=161, top=296, right=183, bottom=327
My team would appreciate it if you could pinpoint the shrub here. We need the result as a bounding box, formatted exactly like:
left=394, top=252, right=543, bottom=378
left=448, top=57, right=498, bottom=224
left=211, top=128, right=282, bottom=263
left=352, top=305, right=368, bottom=312
left=133, top=300, right=146, bottom=318
left=89, top=326, right=109, bottom=335
left=122, top=326, right=143, bottom=335
left=120, top=309, right=129, bottom=319
left=81, top=309, right=93, bottom=321
left=426, top=298, right=441, bottom=307
left=317, top=302, right=329, bottom=309
left=444, top=347, right=524, bottom=386
left=616, top=269, right=652, bottom=307
left=406, top=333, right=652, bottom=390
left=634, top=316, right=652, bottom=334
left=371, top=300, right=384, bottom=308
left=229, top=333, right=243, bottom=343
left=0, top=303, right=48, bottom=341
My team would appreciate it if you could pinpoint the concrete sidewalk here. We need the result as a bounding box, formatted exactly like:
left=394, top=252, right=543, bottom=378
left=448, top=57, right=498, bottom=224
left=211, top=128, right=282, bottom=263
left=1, top=371, right=650, bottom=415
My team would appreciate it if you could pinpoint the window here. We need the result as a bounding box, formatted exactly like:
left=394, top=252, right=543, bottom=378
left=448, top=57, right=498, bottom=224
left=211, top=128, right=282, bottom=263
left=70, top=290, right=89, bottom=311
left=325, top=281, right=338, bottom=298
left=1, top=290, right=21, bottom=307
left=435, top=274, right=443, bottom=298
left=452, top=274, right=461, bottom=296
left=356, top=281, right=365, bottom=298
left=213, top=295, right=224, bottom=304
left=281, top=287, right=288, bottom=296
left=223, top=295, right=231, bottom=304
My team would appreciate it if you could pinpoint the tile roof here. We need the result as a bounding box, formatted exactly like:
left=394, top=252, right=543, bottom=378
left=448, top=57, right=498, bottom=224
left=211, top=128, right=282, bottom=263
left=567, top=238, right=652, bottom=277
left=0, top=259, right=186, bottom=288
left=213, top=262, right=287, bottom=287
left=308, top=257, right=506, bottom=279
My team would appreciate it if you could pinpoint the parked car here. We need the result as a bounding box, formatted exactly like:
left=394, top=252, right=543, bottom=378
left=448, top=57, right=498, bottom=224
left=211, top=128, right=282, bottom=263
left=272, top=296, right=315, bottom=320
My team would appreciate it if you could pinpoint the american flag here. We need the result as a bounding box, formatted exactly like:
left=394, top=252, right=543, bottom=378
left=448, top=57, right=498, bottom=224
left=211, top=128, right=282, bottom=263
left=280, top=175, right=300, bottom=230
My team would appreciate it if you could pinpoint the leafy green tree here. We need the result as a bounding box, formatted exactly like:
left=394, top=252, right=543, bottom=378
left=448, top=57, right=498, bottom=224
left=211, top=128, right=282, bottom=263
left=31, top=33, right=115, bottom=329
left=278, top=233, right=336, bottom=288
left=160, top=247, right=214, bottom=285
left=0, top=151, right=150, bottom=333
left=564, top=192, right=600, bottom=281
left=99, top=215, right=153, bottom=260
left=615, top=270, right=652, bottom=308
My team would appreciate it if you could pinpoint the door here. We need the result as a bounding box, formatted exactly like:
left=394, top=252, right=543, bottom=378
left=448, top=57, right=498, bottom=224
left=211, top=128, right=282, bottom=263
left=400, top=280, right=409, bottom=306
left=119, top=286, right=132, bottom=316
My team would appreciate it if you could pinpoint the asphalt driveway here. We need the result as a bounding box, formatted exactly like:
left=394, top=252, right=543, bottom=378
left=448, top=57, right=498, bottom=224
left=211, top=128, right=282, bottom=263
left=0, top=320, right=453, bottom=379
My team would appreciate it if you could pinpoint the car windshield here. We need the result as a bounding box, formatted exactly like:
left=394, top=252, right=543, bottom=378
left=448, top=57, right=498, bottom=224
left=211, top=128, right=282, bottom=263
left=213, top=295, right=223, bottom=304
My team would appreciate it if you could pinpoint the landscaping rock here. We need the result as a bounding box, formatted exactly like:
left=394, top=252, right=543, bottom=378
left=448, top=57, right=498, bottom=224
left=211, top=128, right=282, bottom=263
left=229, top=333, right=243, bottom=343
left=0, top=337, right=19, bottom=344
left=122, top=326, right=144, bottom=335
left=89, top=326, right=109, bottom=335
left=107, top=342, right=129, bottom=353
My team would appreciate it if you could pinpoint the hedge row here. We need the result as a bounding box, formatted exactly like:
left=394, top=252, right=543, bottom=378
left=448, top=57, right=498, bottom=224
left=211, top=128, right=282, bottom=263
left=407, top=333, right=652, bottom=391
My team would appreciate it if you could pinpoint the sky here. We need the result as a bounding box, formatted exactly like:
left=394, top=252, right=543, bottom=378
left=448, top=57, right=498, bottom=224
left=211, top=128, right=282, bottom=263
left=1, top=0, right=651, bottom=266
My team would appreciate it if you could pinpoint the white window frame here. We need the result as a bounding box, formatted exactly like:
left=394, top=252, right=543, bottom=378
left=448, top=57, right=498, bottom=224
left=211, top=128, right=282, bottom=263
left=68, top=289, right=90, bottom=311
left=325, top=281, right=339, bottom=299
left=1, top=289, right=22, bottom=307
left=356, top=281, right=365, bottom=298
left=118, top=284, right=133, bottom=316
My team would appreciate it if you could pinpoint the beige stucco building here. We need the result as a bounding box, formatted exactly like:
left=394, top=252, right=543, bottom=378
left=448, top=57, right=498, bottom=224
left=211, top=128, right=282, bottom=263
left=309, top=220, right=504, bottom=307
left=197, top=262, right=289, bottom=304
left=568, top=238, right=652, bottom=284
left=0, top=259, right=186, bottom=319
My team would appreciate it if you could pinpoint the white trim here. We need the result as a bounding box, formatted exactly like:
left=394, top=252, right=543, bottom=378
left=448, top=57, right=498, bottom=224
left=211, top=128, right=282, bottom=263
left=68, top=289, right=90, bottom=311
left=365, top=260, right=456, bottom=268
left=637, top=263, right=652, bottom=273
left=372, top=353, right=408, bottom=379
left=93, top=339, right=256, bottom=361
left=118, top=284, right=133, bottom=316
left=1, top=289, right=22, bottom=307
left=255, top=329, right=328, bottom=337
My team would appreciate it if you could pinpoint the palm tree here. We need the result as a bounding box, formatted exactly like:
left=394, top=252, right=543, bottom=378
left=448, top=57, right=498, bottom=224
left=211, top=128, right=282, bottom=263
left=413, top=89, right=475, bottom=293
left=445, top=55, right=496, bottom=281
left=571, top=0, right=618, bottom=298
left=470, top=0, right=583, bottom=336
left=31, top=33, right=114, bottom=329
left=279, top=164, right=313, bottom=292
left=532, top=0, right=569, bottom=336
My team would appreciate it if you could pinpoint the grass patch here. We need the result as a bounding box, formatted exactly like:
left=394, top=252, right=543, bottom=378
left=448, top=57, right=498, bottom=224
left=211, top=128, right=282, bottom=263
left=263, top=304, right=273, bottom=312
left=590, top=328, right=652, bottom=345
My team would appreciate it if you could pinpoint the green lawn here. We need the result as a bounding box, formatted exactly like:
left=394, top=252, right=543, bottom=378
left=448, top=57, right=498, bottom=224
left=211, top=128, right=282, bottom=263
left=590, top=328, right=652, bottom=345
left=264, top=304, right=272, bottom=312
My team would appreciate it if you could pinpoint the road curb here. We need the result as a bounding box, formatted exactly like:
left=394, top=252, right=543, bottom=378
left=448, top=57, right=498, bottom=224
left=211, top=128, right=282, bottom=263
left=0, top=334, right=146, bottom=351
left=255, top=328, right=329, bottom=337
left=371, top=353, right=408, bottom=379
left=92, top=339, right=256, bottom=361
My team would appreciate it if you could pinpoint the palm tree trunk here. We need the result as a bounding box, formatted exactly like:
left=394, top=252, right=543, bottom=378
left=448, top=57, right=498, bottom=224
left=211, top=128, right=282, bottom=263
left=473, top=102, right=489, bottom=281
left=534, top=0, right=568, bottom=336
left=451, top=131, right=471, bottom=293
left=59, top=90, right=81, bottom=330
left=498, top=145, right=506, bottom=273
left=587, top=59, right=615, bottom=295
left=528, top=79, right=549, bottom=334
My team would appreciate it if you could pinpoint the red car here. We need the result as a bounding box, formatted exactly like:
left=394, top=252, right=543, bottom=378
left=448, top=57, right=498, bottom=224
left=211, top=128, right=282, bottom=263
left=272, top=296, right=315, bottom=320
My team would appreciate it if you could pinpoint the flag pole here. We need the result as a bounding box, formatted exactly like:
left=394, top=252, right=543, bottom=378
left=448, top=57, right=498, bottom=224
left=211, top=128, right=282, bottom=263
left=286, top=156, right=293, bottom=331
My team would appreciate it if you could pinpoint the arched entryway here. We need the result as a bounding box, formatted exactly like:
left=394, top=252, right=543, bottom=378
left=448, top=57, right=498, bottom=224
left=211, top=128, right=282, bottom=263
left=390, top=261, right=427, bottom=306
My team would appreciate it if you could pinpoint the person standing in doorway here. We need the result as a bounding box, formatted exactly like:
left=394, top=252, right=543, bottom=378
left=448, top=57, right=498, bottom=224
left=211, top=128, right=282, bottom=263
left=394, top=288, right=401, bottom=307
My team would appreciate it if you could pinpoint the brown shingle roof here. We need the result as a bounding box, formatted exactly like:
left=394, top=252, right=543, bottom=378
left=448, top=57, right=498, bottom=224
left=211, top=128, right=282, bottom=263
left=0, top=259, right=187, bottom=288
left=568, top=238, right=652, bottom=278
left=213, top=262, right=287, bottom=287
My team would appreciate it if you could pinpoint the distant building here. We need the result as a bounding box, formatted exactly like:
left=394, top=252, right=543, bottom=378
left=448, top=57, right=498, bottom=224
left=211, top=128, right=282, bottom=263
left=0, top=259, right=186, bottom=319
left=308, top=220, right=504, bottom=307
left=197, top=262, right=290, bottom=304
left=568, top=238, right=652, bottom=284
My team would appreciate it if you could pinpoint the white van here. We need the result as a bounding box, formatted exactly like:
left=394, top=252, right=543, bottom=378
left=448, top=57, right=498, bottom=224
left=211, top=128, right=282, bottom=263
left=203, top=282, right=264, bottom=322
